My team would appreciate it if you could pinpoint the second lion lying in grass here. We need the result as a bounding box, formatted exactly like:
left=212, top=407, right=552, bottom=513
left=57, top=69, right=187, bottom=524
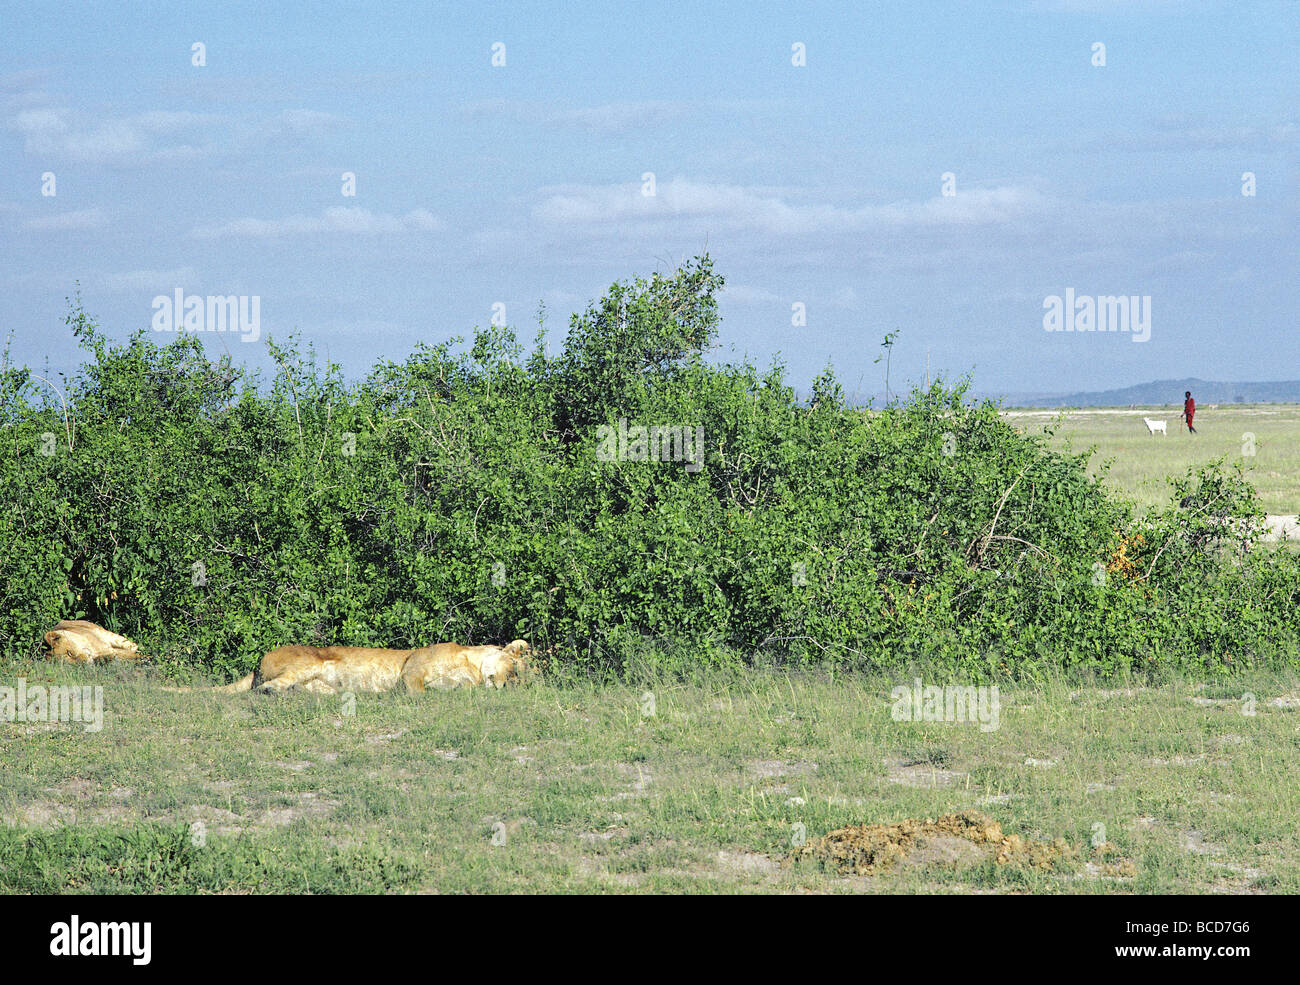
left=44, top=620, right=146, bottom=664
left=206, top=639, right=533, bottom=694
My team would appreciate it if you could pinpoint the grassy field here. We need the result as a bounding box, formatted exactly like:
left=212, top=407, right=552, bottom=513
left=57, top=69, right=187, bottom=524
left=1004, top=403, right=1300, bottom=515
left=5, top=402, right=1297, bottom=895
left=5, top=659, right=1300, bottom=894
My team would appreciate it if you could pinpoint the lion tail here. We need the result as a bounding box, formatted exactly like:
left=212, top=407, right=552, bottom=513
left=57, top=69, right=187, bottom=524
left=217, top=673, right=256, bottom=694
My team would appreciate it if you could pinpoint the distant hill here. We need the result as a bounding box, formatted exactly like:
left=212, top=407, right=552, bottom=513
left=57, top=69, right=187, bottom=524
left=995, top=379, right=1300, bottom=409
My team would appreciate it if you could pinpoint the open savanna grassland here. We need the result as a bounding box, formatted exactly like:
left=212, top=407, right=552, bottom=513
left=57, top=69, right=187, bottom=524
left=1003, top=403, right=1300, bottom=516
left=4, top=660, right=1300, bottom=894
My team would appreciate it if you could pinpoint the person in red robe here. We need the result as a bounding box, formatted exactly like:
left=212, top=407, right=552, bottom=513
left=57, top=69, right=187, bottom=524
left=1182, top=391, right=1197, bottom=433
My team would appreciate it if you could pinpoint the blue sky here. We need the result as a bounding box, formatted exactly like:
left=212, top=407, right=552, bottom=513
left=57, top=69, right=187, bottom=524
left=2, top=0, right=1296, bottom=399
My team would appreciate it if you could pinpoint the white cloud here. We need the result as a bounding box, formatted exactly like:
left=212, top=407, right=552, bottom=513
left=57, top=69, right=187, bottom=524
left=9, top=106, right=221, bottom=164
left=547, top=101, right=690, bottom=133
left=721, top=283, right=859, bottom=310
left=23, top=208, right=107, bottom=230
left=97, top=267, right=199, bottom=293
left=827, top=287, right=861, bottom=309
left=459, top=97, right=784, bottom=135
left=1102, top=120, right=1297, bottom=153
left=533, top=178, right=1048, bottom=235
left=264, top=108, right=348, bottom=138
left=8, top=101, right=347, bottom=164
left=0, top=69, right=50, bottom=90
left=460, top=98, right=694, bottom=134
left=0, top=69, right=55, bottom=112
left=722, top=284, right=783, bottom=305
left=191, top=206, right=445, bottom=239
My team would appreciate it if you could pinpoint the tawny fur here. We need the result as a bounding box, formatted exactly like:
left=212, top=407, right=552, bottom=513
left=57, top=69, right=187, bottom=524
left=44, top=620, right=146, bottom=664
left=171, top=639, right=534, bottom=694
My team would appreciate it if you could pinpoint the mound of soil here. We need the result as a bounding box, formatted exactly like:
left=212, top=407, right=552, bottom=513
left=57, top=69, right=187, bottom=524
left=788, top=809, right=1079, bottom=876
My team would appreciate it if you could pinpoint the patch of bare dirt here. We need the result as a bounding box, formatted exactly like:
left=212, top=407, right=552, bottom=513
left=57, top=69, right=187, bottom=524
left=885, top=757, right=966, bottom=788
left=259, top=791, right=339, bottom=828
left=1145, top=754, right=1210, bottom=766
left=1180, top=830, right=1225, bottom=856
left=45, top=778, right=98, bottom=798
left=1208, top=860, right=1263, bottom=878
left=364, top=729, right=407, bottom=746
left=716, top=850, right=780, bottom=876
left=168, top=793, right=341, bottom=835
left=595, top=763, right=652, bottom=801
left=2, top=779, right=137, bottom=828
left=578, top=827, right=627, bottom=844
left=787, top=810, right=1091, bottom=877
left=1208, top=879, right=1267, bottom=896
left=573, top=857, right=642, bottom=887
left=748, top=759, right=818, bottom=780
left=180, top=804, right=244, bottom=836
left=4, top=801, right=132, bottom=828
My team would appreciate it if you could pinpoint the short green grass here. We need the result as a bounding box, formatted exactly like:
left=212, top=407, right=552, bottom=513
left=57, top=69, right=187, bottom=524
left=1004, top=403, right=1300, bottom=515
left=5, top=659, right=1299, bottom=894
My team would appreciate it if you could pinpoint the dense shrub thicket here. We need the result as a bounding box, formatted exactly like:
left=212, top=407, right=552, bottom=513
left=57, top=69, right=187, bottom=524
left=2, top=256, right=1296, bottom=680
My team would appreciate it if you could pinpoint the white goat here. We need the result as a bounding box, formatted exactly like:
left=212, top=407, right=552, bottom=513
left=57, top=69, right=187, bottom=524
left=1143, top=417, right=1167, bottom=436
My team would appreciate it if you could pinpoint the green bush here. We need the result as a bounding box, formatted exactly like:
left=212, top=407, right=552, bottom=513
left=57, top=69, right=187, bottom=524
left=1, top=259, right=1296, bottom=680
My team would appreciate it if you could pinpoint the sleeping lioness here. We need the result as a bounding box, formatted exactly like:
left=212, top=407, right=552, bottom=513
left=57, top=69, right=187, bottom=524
left=205, top=639, right=533, bottom=694
left=44, top=620, right=147, bottom=664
